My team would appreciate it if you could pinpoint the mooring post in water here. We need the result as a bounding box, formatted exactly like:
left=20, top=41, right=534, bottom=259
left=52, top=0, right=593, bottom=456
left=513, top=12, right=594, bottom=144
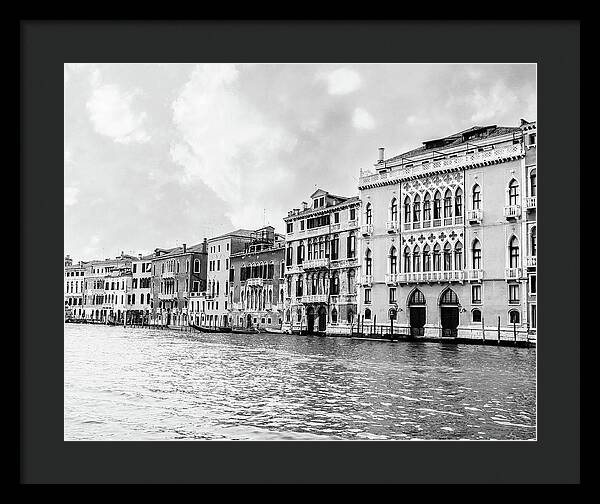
left=513, top=320, right=517, bottom=344
left=482, top=315, right=485, bottom=343
left=497, top=316, right=501, bottom=344
left=373, top=314, right=377, bottom=338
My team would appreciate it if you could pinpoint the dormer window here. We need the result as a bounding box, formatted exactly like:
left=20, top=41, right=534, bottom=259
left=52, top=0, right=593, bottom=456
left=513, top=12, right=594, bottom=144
left=320, top=197, right=325, bottom=207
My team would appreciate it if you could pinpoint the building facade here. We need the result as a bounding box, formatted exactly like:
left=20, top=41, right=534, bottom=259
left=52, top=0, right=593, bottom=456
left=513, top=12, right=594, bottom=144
left=282, top=189, right=360, bottom=334
left=129, top=253, right=154, bottom=324
left=204, top=230, right=255, bottom=328
left=356, top=120, right=537, bottom=341
left=64, top=255, right=86, bottom=320
left=229, top=226, right=286, bottom=330
left=150, top=241, right=208, bottom=326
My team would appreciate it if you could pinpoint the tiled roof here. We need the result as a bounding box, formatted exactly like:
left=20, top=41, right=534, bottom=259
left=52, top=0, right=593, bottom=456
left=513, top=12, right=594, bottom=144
left=385, top=125, right=521, bottom=164
left=208, top=229, right=255, bottom=242
left=286, top=195, right=359, bottom=219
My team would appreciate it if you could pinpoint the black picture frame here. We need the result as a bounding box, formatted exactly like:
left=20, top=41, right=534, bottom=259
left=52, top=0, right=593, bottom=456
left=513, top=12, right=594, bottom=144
left=21, top=19, right=580, bottom=484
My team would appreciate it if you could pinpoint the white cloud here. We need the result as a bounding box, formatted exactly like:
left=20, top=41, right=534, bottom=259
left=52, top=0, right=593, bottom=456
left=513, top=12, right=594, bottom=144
left=171, top=64, right=297, bottom=228
left=320, top=68, right=362, bottom=95
left=86, top=73, right=150, bottom=144
left=64, top=186, right=79, bottom=206
left=352, top=107, right=375, bottom=130
left=468, top=82, right=519, bottom=123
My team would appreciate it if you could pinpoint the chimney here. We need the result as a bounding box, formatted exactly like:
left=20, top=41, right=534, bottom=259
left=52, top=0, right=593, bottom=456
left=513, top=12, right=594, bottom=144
left=183, top=243, right=187, bottom=253
left=202, top=238, right=208, bottom=253
left=138, top=253, right=142, bottom=259
left=378, top=147, right=385, bottom=162
left=154, top=248, right=161, bottom=257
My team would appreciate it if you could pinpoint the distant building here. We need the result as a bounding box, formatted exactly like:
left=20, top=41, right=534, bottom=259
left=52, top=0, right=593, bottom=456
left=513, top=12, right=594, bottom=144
left=82, top=252, right=136, bottom=322
left=229, top=226, right=286, bottom=330
left=150, top=241, right=208, bottom=326
left=129, top=253, right=154, bottom=324
left=356, top=120, right=537, bottom=341
left=204, top=230, right=255, bottom=328
left=64, top=255, right=86, bottom=320
left=282, top=189, right=361, bottom=334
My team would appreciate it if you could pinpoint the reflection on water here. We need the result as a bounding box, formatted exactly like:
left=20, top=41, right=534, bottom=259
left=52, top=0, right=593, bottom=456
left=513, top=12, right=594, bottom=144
left=64, top=324, right=536, bottom=440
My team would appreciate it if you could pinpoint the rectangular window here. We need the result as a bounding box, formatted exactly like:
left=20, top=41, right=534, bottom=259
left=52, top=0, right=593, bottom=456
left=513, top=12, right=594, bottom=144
left=287, top=222, right=293, bottom=233
left=389, top=287, right=396, bottom=304
left=531, top=304, right=537, bottom=328
left=530, top=274, right=537, bottom=295
left=334, top=212, right=340, bottom=224
left=529, top=133, right=536, bottom=146
left=471, top=285, right=482, bottom=304
left=364, top=288, right=371, bottom=304
left=132, top=264, right=137, bottom=273
left=217, top=260, right=220, bottom=271
left=350, top=208, right=356, bottom=221
left=509, top=284, right=520, bottom=304
left=300, top=220, right=305, bottom=231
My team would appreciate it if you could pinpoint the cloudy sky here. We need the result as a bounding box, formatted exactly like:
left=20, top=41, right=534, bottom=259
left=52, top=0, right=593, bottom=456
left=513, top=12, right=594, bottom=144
left=64, top=63, right=536, bottom=261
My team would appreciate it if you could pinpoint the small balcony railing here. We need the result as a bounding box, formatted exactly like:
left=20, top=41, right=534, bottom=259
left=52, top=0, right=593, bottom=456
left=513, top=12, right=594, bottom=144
left=347, top=219, right=358, bottom=229
left=330, top=257, right=358, bottom=269
left=526, top=196, right=537, bottom=210
left=361, top=224, right=373, bottom=236
left=467, top=269, right=484, bottom=281
left=359, top=275, right=373, bottom=286
left=158, top=292, right=177, bottom=300
left=505, top=267, right=523, bottom=280
left=303, top=258, right=330, bottom=269
left=246, top=278, right=264, bottom=286
left=467, top=209, right=482, bottom=224
left=526, top=256, right=537, bottom=268
left=385, top=273, right=400, bottom=284
left=161, top=271, right=175, bottom=278
left=302, top=294, right=328, bottom=304
left=504, top=205, right=522, bottom=219
left=286, top=264, right=303, bottom=274
left=386, top=221, right=399, bottom=233
left=398, top=270, right=466, bottom=283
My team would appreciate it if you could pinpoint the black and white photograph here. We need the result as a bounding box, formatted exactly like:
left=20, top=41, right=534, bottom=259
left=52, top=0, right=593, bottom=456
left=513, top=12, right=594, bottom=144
left=63, top=62, right=538, bottom=442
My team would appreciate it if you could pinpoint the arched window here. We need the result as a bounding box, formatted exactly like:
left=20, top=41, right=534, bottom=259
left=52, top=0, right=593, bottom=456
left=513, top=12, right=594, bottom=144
left=364, top=308, right=372, bottom=320
left=509, top=236, right=520, bottom=268
left=297, top=309, right=302, bottom=322
left=194, top=259, right=200, bottom=273
left=472, top=309, right=482, bottom=323
left=413, top=246, right=421, bottom=272
left=403, top=246, right=411, bottom=273
left=347, top=309, right=354, bottom=324
left=472, top=184, right=481, bottom=210
left=472, top=240, right=482, bottom=270
left=286, top=309, right=290, bottom=322
left=365, top=249, right=372, bottom=275
left=389, top=246, right=397, bottom=274
left=423, top=244, right=431, bottom=272
left=454, top=242, right=463, bottom=270
left=423, top=193, right=431, bottom=222
left=413, top=195, right=421, bottom=222
left=433, top=191, right=442, bottom=220
left=444, top=189, right=453, bottom=218
left=509, top=310, right=520, bottom=324
left=331, top=308, right=338, bottom=324
left=508, top=179, right=519, bottom=206
left=455, top=188, right=463, bottom=217
left=409, top=289, right=425, bottom=305
left=433, top=243, right=441, bottom=271
left=530, top=169, right=537, bottom=197
left=531, top=227, right=537, bottom=256
left=330, top=273, right=339, bottom=295
left=348, top=269, right=356, bottom=294
left=365, top=203, right=372, bottom=225
left=404, top=196, right=411, bottom=223
left=146, top=293, right=150, bottom=305
left=440, top=288, right=459, bottom=305
left=443, top=242, right=452, bottom=270
left=390, top=198, right=398, bottom=221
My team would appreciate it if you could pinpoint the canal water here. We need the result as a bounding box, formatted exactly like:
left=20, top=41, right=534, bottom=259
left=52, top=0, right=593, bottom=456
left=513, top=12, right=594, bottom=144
left=64, top=324, right=536, bottom=441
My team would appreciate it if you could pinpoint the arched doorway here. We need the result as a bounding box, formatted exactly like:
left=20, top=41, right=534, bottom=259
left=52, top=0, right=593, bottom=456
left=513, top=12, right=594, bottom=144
left=246, top=314, right=252, bottom=328
left=408, top=289, right=426, bottom=336
left=306, top=306, right=315, bottom=333
left=317, top=306, right=327, bottom=332
left=439, top=288, right=459, bottom=337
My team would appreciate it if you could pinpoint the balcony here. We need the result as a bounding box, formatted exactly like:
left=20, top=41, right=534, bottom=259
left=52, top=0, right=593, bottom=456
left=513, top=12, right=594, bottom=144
left=526, top=256, right=537, bottom=268
left=385, top=273, right=400, bottom=285
left=467, top=269, right=484, bottom=281
left=398, top=270, right=466, bottom=284
left=358, top=275, right=373, bottom=286
left=302, top=294, right=328, bottom=304
left=286, top=264, right=303, bottom=275
left=347, top=219, right=358, bottom=229
left=246, top=277, right=264, bottom=287
left=467, top=209, right=482, bottom=224
left=505, top=267, right=523, bottom=280
left=162, top=271, right=175, bottom=278
left=526, top=196, right=537, bottom=210
left=330, top=257, right=358, bottom=269
left=303, top=258, right=330, bottom=270
left=361, top=224, right=373, bottom=236
left=504, top=205, right=522, bottom=220
left=158, top=292, right=177, bottom=300
left=386, top=221, right=399, bottom=233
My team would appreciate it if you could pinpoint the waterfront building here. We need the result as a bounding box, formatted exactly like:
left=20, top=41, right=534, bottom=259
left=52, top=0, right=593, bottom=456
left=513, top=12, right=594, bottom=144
left=82, top=252, right=135, bottom=322
left=64, top=255, right=86, bottom=320
left=204, top=229, right=255, bottom=328
left=229, top=226, right=286, bottom=330
left=150, top=241, right=208, bottom=327
left=129, top=253, right=154, bottom=325
left=282, top=189, right=361, bottom=334
left=356, top=120, right=537, bottom=341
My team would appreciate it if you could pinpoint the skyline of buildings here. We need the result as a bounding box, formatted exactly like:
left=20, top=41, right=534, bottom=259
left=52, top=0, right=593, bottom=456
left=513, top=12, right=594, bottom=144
left=65, top=118, right=537, bottom=340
